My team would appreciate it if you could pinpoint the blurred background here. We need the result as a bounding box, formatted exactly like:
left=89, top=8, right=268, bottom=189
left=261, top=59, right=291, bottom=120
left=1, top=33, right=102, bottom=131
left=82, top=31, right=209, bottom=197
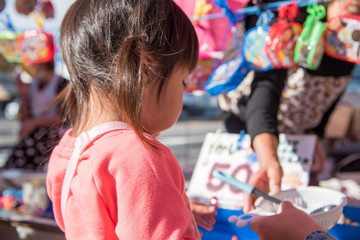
left=0, top=0, right=360, bottom=239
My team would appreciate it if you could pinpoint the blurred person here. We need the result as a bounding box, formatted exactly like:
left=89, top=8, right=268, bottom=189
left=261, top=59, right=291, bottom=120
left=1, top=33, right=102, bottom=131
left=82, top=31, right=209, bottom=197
left=4, top=60, right=67, bottom=170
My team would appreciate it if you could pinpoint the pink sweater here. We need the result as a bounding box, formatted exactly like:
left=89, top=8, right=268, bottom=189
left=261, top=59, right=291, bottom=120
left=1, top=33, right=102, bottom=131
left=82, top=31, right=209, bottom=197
left=46, top=128, right=201, bottom=239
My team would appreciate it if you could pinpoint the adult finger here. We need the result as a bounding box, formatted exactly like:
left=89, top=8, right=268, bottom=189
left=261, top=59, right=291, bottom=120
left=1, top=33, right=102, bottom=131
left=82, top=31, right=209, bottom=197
left=243, top=172, right=262, bottom=213
left=267, top=164, right=283, bottom=195
left=243, top=192, right=255, bottom=213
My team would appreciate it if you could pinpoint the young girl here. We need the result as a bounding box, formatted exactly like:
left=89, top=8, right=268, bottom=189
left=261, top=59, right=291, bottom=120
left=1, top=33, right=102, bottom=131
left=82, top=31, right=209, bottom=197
left=46, top=0, right=203, bottom=239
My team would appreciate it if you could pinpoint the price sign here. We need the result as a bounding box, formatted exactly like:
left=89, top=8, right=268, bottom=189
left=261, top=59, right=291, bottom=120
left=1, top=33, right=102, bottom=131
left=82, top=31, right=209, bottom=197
left=187, top=132, right=316, bottom=210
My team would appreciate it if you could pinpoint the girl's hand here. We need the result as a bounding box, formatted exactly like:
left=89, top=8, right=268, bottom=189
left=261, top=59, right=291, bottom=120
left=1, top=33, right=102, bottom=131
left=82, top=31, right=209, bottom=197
left=250, top=201, right=324, bottom=240
left=190, top=200, right=217, bottom=231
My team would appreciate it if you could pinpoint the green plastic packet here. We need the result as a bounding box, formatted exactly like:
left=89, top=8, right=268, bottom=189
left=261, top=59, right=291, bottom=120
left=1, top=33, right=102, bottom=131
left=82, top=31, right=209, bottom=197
left=0, top=31, right=21, bottom=63
left=294, top=4, right=327, bottom=70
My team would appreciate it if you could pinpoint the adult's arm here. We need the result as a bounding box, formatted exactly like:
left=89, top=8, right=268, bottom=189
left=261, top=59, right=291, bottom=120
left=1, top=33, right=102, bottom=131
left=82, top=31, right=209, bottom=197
left=242, top=69, right=287, bottom=212
left=239, top=0, right=289, bottom=212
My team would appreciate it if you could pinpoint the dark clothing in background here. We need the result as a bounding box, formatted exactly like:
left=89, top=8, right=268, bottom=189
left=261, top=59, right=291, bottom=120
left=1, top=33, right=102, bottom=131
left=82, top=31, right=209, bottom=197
left=224, top=0, right=355, bottom=141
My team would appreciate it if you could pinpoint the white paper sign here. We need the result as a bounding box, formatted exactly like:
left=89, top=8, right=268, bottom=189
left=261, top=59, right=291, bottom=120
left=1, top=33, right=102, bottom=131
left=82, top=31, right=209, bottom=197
left=187, top=132, right=317, bottom=210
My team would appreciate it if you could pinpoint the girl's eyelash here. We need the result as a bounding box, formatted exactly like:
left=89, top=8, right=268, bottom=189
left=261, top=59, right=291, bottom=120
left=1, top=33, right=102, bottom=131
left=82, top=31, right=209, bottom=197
left=182, top=80, right=187, bottom=89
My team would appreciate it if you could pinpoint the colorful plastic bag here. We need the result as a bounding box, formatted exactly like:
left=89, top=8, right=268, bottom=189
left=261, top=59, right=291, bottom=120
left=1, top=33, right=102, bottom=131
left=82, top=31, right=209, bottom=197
left=294, top=4, right=327, bottom=70
left=204, top=0, right=251, bottom=96
left=16, top=30, right=55, bottom=65
left=243, top=10, right=274, bottom=71
left=175, top=0, right=249, bottom=58
left=325, top=15, right=360, bottom=64
left=204, top=55, right=250, bottom=96
left=266, top=2, right=303, bottom=69
left=243, top=26, right=272, bottom=71
left=0, top=31, right=21, bottom=63
left=176, top=0, right=249, bottom=92
left=185, top=58, right=217, bottom=92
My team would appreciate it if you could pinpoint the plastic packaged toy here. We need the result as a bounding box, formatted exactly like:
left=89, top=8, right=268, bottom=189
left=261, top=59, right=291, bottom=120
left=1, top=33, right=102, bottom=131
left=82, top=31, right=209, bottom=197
left=325, top=14, right=360, bottom=64
left=185, top=57, right=217, bottom=92
left=204, top=55, right=250, bottom=96
left=266, top=2, right=303, bottom=69
left=204, top=0, right=251, bottom=96
left=16, top=30, right=55, bottom=65
left=243, top=10, right=274, bottom=71
left=294, top=4, right=327, bottom=70
left=0, top=31, right=21, bottom=63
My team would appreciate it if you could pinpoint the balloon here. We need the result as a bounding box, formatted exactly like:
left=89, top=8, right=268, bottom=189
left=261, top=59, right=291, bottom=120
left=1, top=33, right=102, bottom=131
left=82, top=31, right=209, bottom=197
left=41, top=0, right=54, bottom=19
left=0, top=0, right=5, bottom=13
left=15, top=0, right=37, bottom=16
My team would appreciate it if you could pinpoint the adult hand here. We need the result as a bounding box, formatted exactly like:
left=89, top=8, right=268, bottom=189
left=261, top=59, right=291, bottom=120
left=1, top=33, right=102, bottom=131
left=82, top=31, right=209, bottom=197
left=327, top=0, right=360, bottom=21
left=311, top=137, right=326, bottom=174
left=243, top=133, right=283, bottom=213
left=250, top=201, right=324, bottom=240
left=190, top=200, right=217, bottom=231
left=243, top=160, right=283, bottom=213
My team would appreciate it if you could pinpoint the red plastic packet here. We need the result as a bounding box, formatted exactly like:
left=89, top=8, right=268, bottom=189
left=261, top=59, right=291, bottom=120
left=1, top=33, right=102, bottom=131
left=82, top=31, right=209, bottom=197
left=16, top=30, right=55, bottom=65
left=266, top=2, right=303, bottom=69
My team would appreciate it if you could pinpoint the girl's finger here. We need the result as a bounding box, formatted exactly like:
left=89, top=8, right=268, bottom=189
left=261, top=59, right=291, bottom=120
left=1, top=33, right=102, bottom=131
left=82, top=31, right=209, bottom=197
left=195, top=215, right=213, bottom=231
left=202, top=214, right=216, bottom=224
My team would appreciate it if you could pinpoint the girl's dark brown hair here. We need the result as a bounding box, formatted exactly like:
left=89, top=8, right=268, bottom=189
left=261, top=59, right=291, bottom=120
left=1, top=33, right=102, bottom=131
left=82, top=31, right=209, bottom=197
left=58, top=0, right=198, bottom=144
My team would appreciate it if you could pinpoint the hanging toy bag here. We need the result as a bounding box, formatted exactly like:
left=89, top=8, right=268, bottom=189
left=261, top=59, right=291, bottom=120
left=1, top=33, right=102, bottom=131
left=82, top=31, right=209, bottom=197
left=16, top=30, right=55, bottom=65
left=325, top=0, right=360, bottom=64
left=204, top=0, right=250, bottom=96
left=265, top=2, right=303, bottom=69
left=185, top=58, right=217, bottom=91
left=0, top=31, right=21, bottom=63
left=204, top=55, right=250, bottom=96
left=294, top=3, right=327, bottom=70
left=243, top=9, right=274, bottom=72
left=175, top=0, right=220, bottom=92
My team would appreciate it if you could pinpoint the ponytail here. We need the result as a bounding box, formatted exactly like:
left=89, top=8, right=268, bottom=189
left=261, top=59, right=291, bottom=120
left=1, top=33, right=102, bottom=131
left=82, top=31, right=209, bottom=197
left=115, top=33, right=151, bottom=145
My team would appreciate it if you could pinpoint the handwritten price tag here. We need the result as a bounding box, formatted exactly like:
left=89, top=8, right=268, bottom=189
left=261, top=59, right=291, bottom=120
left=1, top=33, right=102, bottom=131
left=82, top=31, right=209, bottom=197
left=187, top=132, right=316, bottom=210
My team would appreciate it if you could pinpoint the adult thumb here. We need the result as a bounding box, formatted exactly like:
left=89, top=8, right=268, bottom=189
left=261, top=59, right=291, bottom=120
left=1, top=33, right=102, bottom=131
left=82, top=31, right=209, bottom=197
left=268, top=166, right=283, bottom=195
